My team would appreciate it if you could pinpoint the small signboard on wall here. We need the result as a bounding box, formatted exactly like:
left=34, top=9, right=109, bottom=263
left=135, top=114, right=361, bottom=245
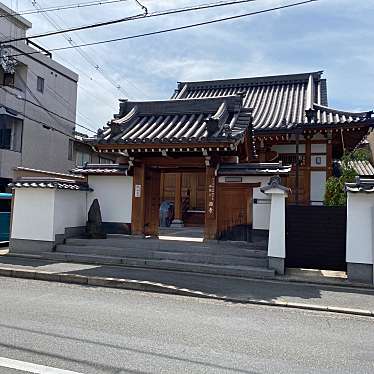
left=135, top=184, right=142, bottom=198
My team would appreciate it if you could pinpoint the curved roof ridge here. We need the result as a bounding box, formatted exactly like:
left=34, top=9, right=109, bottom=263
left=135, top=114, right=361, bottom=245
left=177, top=71, right=324, bottom=88
left=313, top=103, right=370, bottom=117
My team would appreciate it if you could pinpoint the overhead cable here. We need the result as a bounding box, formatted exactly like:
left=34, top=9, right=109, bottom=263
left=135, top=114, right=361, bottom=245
left=2, top=0, right=261, bottom=43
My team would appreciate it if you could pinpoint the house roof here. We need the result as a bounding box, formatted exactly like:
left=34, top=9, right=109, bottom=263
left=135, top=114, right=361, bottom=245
left=346, top=176, right=374, bottom=193
left=95, top=96, right=253, bottom=148
left=173, top=72, right=374, bottom=132
left=71, top=163, right=129, bottom=175
left=218, top=162, right=291, bottom=176
left=349, top=160, right=374, bottom=176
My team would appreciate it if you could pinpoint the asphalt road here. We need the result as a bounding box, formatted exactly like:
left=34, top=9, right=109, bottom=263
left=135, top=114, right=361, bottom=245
left=0, top=277, right=373, bottom=374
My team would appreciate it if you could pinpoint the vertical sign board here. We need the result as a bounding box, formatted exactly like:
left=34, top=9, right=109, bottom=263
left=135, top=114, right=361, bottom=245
left=207, top=176, right=215, bottom=218
left=135, top=184, right=142, bottom=198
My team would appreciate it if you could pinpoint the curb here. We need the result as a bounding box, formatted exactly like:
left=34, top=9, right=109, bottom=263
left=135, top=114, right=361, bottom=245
left=4, top=253, right=374, bottom=291
left=0, top=267, right=373, bottom=318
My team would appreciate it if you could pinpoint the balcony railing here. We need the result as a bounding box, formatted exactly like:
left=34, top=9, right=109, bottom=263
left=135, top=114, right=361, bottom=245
left=278, top=153, right=306, bottom=167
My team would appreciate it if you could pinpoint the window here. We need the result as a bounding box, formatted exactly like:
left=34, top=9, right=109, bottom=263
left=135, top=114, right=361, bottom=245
left=76, top=151, right=91, bottom=166
left=37, top=76, right=44, bottom=93
left=3, top=73, right=15, bottom=87
left=0, top=115, right=22, bottom=151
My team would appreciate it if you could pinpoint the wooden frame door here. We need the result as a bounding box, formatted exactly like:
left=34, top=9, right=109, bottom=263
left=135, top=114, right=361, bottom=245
left=217, top=183, right=254, bottom=241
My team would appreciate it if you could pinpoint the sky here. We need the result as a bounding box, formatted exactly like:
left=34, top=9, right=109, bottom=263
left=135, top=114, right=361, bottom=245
left=2, top=0, right=374, bottom=135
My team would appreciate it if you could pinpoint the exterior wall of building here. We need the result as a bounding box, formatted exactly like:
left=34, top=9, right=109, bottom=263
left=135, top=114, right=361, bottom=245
left=270, top=136, right=329, bottom=204
left=11, top=188, right=56, bottom=242
left=87, top=175, right=133, bottom=224
left=0, top=148, right=22, bottom=179
left=0, top=4, right=78, bottom=180
left=346, top=192, right=374, bottom=283
left=54, top=190, right=88, bottom=239
left=10, top=187, right=88, bottom=254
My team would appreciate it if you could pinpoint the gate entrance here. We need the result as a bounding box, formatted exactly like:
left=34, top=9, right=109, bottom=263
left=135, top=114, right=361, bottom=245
left=286, top=205, right=347, bottom=271
left=217, top=184, right=253, bottom=241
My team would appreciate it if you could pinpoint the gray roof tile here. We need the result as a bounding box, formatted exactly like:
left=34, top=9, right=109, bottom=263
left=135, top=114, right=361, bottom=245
left=97, top=96, right=252, bottom=145
left=173, top=72, right=373, bottom=131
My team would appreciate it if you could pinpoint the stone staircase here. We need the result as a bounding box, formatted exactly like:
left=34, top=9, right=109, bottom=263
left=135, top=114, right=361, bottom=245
left=43, top=235, right=274, bottom=279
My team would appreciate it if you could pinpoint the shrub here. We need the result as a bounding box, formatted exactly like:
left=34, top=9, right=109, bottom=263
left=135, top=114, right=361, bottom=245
left=324, top=149, right=370, bottom=206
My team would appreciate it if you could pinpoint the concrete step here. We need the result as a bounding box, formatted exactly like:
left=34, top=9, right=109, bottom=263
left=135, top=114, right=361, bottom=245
left=55, top=244, right=268, bottom=267
left=59, top=242, right=267, bottom=258
left=64, top=238, right=268, bottom=256
left=42, top=252, right=275, bottom=279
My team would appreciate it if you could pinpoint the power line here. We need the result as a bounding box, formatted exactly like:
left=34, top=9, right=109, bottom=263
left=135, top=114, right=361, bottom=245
left=0, top=0, right=131, bottom=18
left=28, top=0, right=133, bottom=98
left=2, top=0, right=261, bottom=43
left=0, top=85, right=97, bottom=134
left=9, top=0, right=318, bottom=55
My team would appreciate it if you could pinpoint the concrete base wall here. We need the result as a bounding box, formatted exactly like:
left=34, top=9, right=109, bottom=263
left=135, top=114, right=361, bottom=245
left=269, top=256, right=285, bottom=275
left=55, top=226, right=86, bottom=245
left=347, top=263, right=373, bottom=284
left=102, top=222, right=131, bottom=235
left=9, top=238, right=55, bottom=254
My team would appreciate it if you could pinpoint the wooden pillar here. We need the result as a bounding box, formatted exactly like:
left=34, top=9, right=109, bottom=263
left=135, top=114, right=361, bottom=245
left=327, top=138, right=333, bottom=178
left=131, top=163, right=145, bottom=236
left=305, top=137, right=311, bottom=204
left=204, top=166, right=217, bottom=240
left=144, top=169, right=161, bottom=237
left=171, top=172, right=184, bottom=227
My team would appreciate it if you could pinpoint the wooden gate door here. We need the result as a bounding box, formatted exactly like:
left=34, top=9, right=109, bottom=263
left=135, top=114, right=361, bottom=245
left=286, top=205, right=347, bottom=270
left=144, top=168, right=161, bottom=236
left=217, top=184, right=252, bottom=241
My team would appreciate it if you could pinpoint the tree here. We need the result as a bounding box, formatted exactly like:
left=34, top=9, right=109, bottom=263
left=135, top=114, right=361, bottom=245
left=324, top=149, right=371, bottom=206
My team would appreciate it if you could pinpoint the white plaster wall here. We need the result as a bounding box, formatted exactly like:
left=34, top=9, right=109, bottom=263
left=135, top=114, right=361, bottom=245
left=346, top=193, right=374, bottom=265
left=87, top=176, right=133, bottom=223
left=311, top=155, right=326, bottom=167
left=252, top=177, right=271, bottom=230
left=311, top=143, right=326, bottom=153
left=11, top=188, right=55, bottom=241
left=265, top=190, right=286, bottom=258
left=53, top=190, right=87, bottom=236
left=310, top=171, right=326, bottom=204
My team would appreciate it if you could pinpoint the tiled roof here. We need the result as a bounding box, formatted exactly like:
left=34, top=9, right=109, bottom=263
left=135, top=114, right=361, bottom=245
left=173, top=72, right=374, bottom=132
left=9, top=177, right=91, bottom=191
left=96, top=96, right=252, bottom=146
left=346, top=176, right=374, bottom=193
left=218, top=162, right=291, bottom=176
left=349, top=160, right=374, bottom=176
left=71, top=163, right=129, bottom=175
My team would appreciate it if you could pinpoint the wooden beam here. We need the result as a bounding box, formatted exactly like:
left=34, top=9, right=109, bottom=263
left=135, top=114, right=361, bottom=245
left=131, top=163, right=145, bottom=236
left=327, top=139, right=333, bottom=178
left=305, top=137, right=311, bottom=204
left=174, top=173, right=183, bottom=221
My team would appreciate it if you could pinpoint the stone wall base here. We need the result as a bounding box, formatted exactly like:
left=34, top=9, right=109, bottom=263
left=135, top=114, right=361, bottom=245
left=347, top=262, right=373, bottom=284
left=268, top=256, right=285, bottom=275
left=9, top=239, right=55, bottom=254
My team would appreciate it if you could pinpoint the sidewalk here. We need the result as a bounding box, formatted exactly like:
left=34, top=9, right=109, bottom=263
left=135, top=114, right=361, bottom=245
left=0, top=254, right=374, bottom=316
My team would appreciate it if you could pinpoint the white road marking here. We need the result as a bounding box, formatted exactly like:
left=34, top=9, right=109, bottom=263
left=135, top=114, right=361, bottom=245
left=0, top=357, right=85, bottom=374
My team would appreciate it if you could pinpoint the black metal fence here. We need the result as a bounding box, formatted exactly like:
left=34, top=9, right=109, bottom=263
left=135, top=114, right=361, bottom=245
left=286, top=205, right=347, bottom=271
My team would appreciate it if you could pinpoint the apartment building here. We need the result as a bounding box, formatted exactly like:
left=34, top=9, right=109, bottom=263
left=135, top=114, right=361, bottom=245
left=0, top=2, right=79, bottom=190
